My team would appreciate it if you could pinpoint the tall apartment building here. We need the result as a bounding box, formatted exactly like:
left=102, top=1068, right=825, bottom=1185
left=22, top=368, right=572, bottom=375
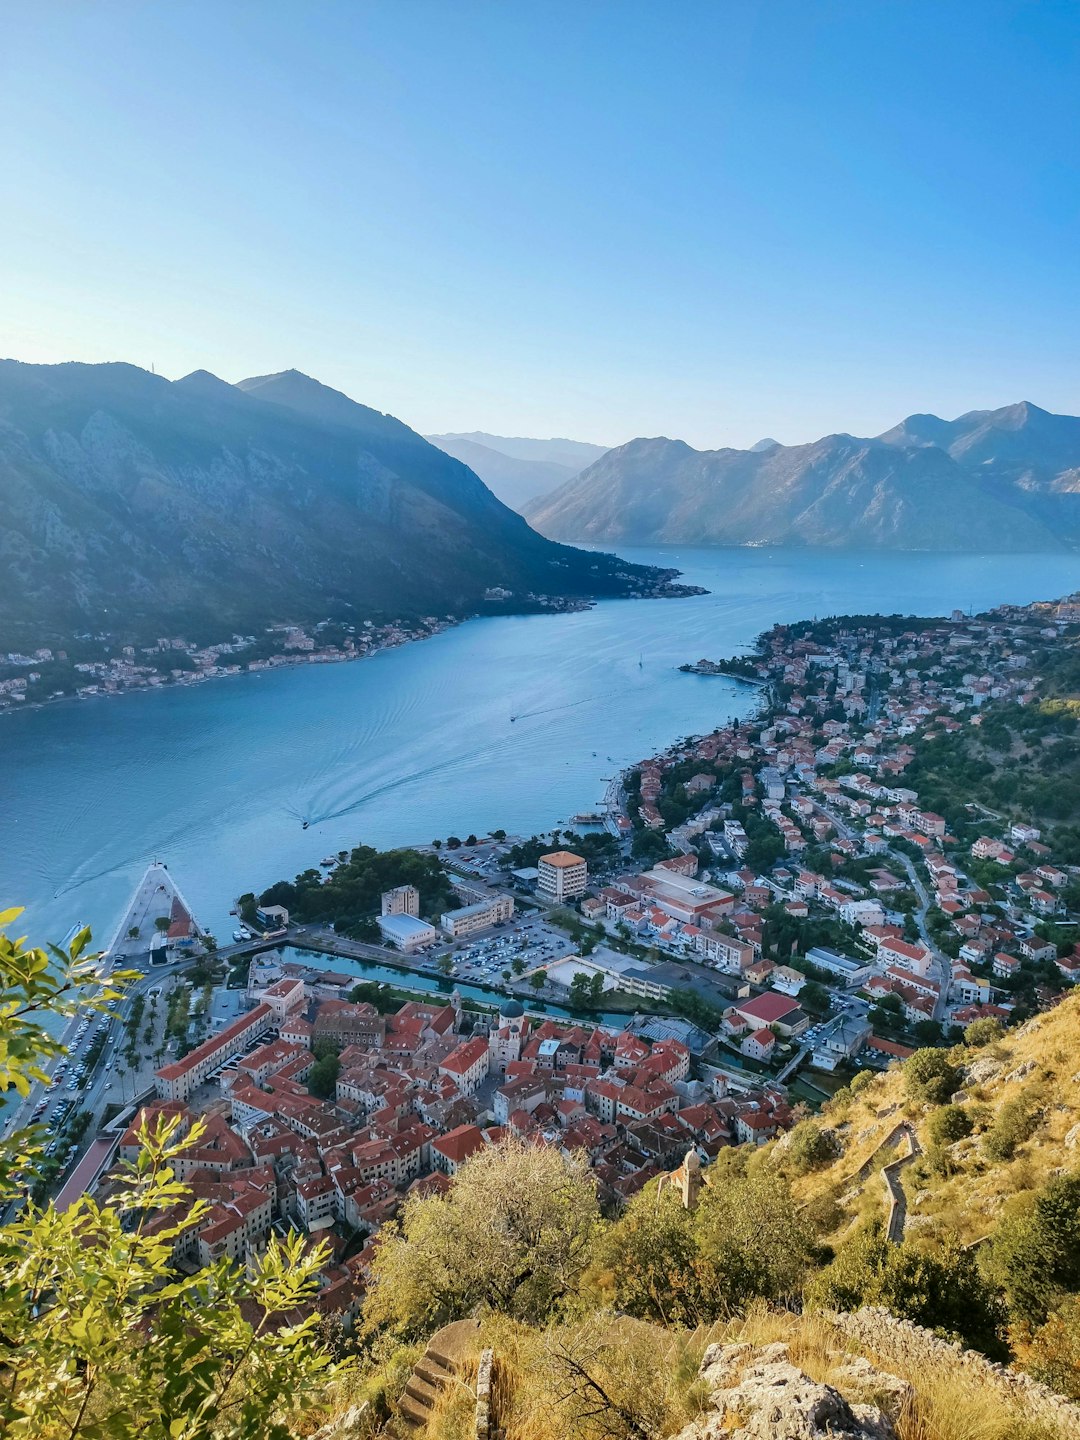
left=381, top=885, right=420, bottom=917
left=537, top=851, right=588, bottom=902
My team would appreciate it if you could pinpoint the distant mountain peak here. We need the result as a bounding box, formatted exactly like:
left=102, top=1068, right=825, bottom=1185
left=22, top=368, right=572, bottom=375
left=175, top=369, right=237, bottom=397
left=750, top=437, right=781, bottom=452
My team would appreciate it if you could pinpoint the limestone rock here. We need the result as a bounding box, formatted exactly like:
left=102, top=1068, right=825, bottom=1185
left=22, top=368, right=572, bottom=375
left=676, top=1341, right=896, bottom=1440
left=964, top=1056, right=1002, bottom=1086
left=1064, top=1122, right=1080, bottom=1150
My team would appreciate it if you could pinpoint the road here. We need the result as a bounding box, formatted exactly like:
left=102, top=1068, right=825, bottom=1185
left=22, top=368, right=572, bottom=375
left=817, top=794, right=952, bottom=1020
left=891, top=851, right=953, bottom=1019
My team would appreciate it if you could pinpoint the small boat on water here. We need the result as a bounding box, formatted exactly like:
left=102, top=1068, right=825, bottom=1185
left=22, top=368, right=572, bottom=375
left=320, top=856, right=335, bottom=867
left=232, top=929, right=244, bottom=942
left=302, top=820, right=309, bottom=829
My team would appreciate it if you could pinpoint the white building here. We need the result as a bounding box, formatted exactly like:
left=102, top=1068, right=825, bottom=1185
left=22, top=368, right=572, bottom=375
left=441, top=892, right=515, bottom=938
left=378, top=912, right=439, bottom=951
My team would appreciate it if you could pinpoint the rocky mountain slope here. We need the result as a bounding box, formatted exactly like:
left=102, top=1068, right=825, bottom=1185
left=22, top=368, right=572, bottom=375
left=425, top=431, right=609, bottom=514
left=789, top=996, right=1080, bottom=1251
left=525, top=402, right=1080, bottom=549
left=0, top=362, right=676, bottom=648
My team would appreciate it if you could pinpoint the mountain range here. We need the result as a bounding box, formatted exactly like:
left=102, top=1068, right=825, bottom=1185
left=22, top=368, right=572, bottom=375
left=0, top=362, right=679, bottom=649
left=525, top=401, right=1080, bottom=550
left=425, top=431, right=608, bottom=513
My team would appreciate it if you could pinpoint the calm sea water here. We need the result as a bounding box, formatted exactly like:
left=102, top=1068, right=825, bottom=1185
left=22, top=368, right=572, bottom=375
left=5, top=546, right=1080, bottom=953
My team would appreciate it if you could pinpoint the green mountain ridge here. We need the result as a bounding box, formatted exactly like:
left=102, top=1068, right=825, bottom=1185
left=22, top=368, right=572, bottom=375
left=0, top=361, right=680, bottom=649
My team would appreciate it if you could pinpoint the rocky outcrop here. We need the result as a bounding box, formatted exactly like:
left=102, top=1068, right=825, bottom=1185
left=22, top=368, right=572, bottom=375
left=672, top=1341, right=897, bottom=1440
left=828, top=1308, right=1080, bottom=1440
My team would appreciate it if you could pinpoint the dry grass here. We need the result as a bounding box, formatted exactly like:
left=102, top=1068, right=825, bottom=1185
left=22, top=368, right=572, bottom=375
left=416, top=1352, right=478, bottom=1440
left=788, top=993, right=1080, bottom=1248
left=398, top=1304, right=1069, bottom=1440
left=466, top=1313, right=711, bottom=1440
left=688, top=1307, right=1064, bottom=1440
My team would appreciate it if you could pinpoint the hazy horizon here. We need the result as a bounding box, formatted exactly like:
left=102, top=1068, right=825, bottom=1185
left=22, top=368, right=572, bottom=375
left=3, top=1, right=1078, bottom=448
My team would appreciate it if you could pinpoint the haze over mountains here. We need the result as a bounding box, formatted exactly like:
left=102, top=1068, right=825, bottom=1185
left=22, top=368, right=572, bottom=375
left=425, top=431, right=608, bottom=514
left=0, top=361, right=676, bottom=648
left=526, top=402, right=1080, bottom=550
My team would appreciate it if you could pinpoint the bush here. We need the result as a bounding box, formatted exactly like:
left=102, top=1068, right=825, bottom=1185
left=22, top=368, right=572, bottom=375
left=904, top=1048, right=962, bottom=1106
left=786, top=1119, right=840, bottom=1174
left=983, top=1093, right=1041, bottom=1163
left=964, top=1017, right=1005, bottom=1048
left=0, top=907, right=343, bottom=1440
left=1020, top=1296, right=1080, bottom=1400
left=808, top=1221, right=1009, bottom=1358
left=927, top=1104, right=973, bottom=1147
left=592, top=1169, right=814, bottom=1326
left=984, top=1172, right=1080, bottom=1324
left=362, top=1135, right=599, bottom=1341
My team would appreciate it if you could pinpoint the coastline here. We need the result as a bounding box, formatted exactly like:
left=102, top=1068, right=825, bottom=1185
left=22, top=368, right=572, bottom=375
left=0, top=577, right=703, bottom=722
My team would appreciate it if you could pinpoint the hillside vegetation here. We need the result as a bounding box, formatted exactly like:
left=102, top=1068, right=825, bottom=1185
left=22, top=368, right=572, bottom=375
left=0, top=361, right=678, bottom=650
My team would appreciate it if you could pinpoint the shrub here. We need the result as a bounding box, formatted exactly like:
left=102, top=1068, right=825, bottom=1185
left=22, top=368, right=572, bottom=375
left=592, top=1168, right=813, bottom=1326
left=984, top=1172, right=1080, bottom=1324
left=927, top=1104, right=973, bottom=1147
left=0, top=907, right=343, bottom=1440
left=1019, top=1296, right=1080, bottom=1400
left=964, top=1017, right=1005, bottom=1048
left=808, top=1221, right=1009, bottom=1359
left=983, top=1093, right=1041, bottom=1163
left=904, top=1048, right=963, bottom=1106
left=362, top=1135, right=599, bottom=1341
left=786, top=1119, right=840, bottom=1174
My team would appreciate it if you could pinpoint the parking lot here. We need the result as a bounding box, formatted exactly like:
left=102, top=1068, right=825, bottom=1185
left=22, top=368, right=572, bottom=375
left=446, top=912, right=578, bottom=985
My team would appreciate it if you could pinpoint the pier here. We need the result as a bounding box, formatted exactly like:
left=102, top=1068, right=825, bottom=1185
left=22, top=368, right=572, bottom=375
left=105, top=861, right=204, bottom=965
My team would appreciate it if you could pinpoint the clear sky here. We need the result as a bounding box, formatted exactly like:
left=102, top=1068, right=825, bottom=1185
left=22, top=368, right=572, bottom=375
left=2, top=1, right=1078, bottom=449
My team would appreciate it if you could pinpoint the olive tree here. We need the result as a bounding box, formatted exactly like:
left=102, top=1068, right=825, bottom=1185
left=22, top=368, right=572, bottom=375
left=362, top=1133, right=600, bottom=1340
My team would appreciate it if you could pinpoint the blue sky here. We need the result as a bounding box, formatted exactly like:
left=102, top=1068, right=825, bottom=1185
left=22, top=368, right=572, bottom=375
left=2, top=1, right=1078, bottom=448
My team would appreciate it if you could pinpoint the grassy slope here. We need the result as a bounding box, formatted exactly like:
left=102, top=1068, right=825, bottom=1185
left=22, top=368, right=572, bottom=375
left=790, top=992, right=1080, bottom=1247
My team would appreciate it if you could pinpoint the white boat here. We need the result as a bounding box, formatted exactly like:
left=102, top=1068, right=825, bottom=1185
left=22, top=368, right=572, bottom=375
left=233, top=929, right=244, bottom=942
left=320, top=856, right=336, bottom=867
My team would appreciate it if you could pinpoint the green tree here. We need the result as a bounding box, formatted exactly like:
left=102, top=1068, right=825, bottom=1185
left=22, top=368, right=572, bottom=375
left=0, top=907, right=344, bottom=1439
left=786, top=1119, right=839, bottom=1174
left=984, top=1172, right=1080, bottom=1324
left=529, top=971, right=546, bottom=991
left=362, top=1135, right=599, bottom=1342
left=568, top=972, right=592, bottom=1009
left=799, top=980, right=830, bottom=1014
left=593, top=1166, right=813, bottom=1326
left=307, top=1051, right=341, bottom=1099
left=964, top=1016, right=1005, bottom=1048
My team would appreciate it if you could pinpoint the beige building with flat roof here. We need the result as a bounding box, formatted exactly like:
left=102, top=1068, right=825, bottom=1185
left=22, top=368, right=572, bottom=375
left=441, top=892, right=515, bottom=938
left=537, top=851, right=588, bottom=902
left=381, top=884, right=420, bottom=917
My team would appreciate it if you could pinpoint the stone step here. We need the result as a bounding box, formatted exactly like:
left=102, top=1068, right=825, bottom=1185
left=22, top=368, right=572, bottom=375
left=404, top=1374, right=441, bottom=1409
left=414, top=1358, right=453, bottom=1388
left=423, top=1348, right=458, bottom=1375
left=396, top=1393, right=433, bottom=1429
